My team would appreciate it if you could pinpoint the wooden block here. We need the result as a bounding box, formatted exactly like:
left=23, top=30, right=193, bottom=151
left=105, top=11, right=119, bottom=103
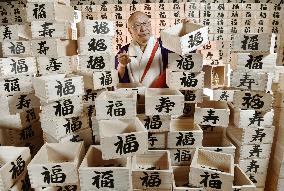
left=27, top=142, right=84, bottom=188
left=0, top=24, right=30, bottom=42
left=115, top=83, right=146, bottom=104
left=280, top=73, right=284, bottom=91
left=138, top=114, right=170, bottom=132
left=92, top=70, right=118, bottom=90
left=232, top=33, right=276, bottom=53
left=34, top=184, right=79, bottom=191
left=59, top=127, right=93, bottom=147
left=232, top=91, right=273, bottom=112
left=173, top=166, right=204, bottom=191
left=78, top=19, right=115, bottom=37
left=33, top=74, right=84, bottom=102
left=145, top=88, right=184, bottom=116
left=166, top=70, right=204, bottom=90
left=239, top=158, right=269, bottom=174
left=230, top=69, right=269, bottom=92
left=98, top=117, right=147, bottom=159
left=41, top=113, right=88, bottom=140
left=0, top=75, right=33, bottom=96
left=0, top=57, right=36, bottom=77
left=168, top=118, right=203, bottom=149
left=181, top=90, right=203, bottom=103
left=26, top=0, right=71, bottom=5
left=194, top=100, right=230, bottom=127
left=31, top=39, right=77, bottom=57
left=202, top=131, right=236, bottom=156
left=160, top=22, right=209, bottom=56
left=77, top=53, right=114, bottom=73
left=78, top=36, right=113, bottom=55
left=0, top=146, right=31, bottom=190
left=17, top=135, right=44, bottom=157
left=2, top=40, right=32, bottom=57
left=231, top=53, right=277, bottom=72
left=9, top=171, right=32, bottom=191
left=246, top=172, right=267, bottom=188
left=148, top=132, right=167, bottom=149
left=132, top=150, right=173, bottom=190
left=203, top=65, right=225, bottom=89
left=95, top=91, right=136, bottom=120
left=213, top=89, right=235, bottom=102
left=79, top=145, right=131, bottom=190
left=188, top=149, right=234, bottom=190
left=170, top=148, right=195, bottom=166
left=26, top=2, right=74, bottom=22
left=274, top=91, right=284, bottom=108
left=37, top=56, right=75, bottom=75
left=0, top=121, right=42, bottom=145
left=168, top=53, right=203, bottom=72
left=232, top=165, right=256, bottom=191
left=31, top=21, right=76, bottom=40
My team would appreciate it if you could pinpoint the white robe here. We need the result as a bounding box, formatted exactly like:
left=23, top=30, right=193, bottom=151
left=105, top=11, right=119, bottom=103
left=127, top=36, right=162, bottom=87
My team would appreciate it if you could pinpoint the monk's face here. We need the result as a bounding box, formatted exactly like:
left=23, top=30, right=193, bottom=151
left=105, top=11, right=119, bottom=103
left=128, top=13, right=152, bottom=45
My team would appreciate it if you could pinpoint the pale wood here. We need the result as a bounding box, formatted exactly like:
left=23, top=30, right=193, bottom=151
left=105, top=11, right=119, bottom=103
left=166, top=70, right=204, bottom=90
left=160, top=22, right=209, bottom=55
left=0, top=24, right=31, bottom=42
left=2, top=40, right=32, bottom=57
left=17, top=136, right=44, bottom=157
left=92, top=70, right=118, bottom=90
left=33, top=74, right=84, bottom=102
left=132, top=150, right=173, bottom=190
left=213, top=89, right=235, bottom=102
left=26, top=2, right=74, bottom=22
left=189, top=149, right=234, bottom=190
left=78, top=19, right=115, bottom=37
left=99, top=117, right=148, bottom=160
left=37, top=56, right=75, bottom=75
left=239, top=158, right=269, bottom=174
left=116, top=83, right=145, bottom=104
left=95, top=91, right=136, bottom=120
left=34, top=184, right=79, bottom=191
left=232, top=165, right=256, bottom=191
left=9, top=171, right=31, bottom=191
left=168, top=53, right=203, bottom=72
left=145, top=88, right=184, bottom=116
left=194, top=100, right=230, bottom=127
left=59, top=127, right=93, bottom=147
left=148, top=132, right=167, bottom=149
left=181, top=89, right=203, bottom=103
left=274, top=91, right=284, bottom=108
left=77, top=36, right=113, bottom=55
left=0, top=146, right=31, bottom=190
left=79, top=145, right=131, bottom=191
left=27, top=142, right=85, bottom=188
left=0, top=75, right=33, bottom=96
left=203, top=65, right=225, bottom=89
left=169, top=148, right=195, bottom=166
left=168, top=118, right=203, bottom=149
left=0, top=57, right=36, bottom=77
left=138, top=114, right=170, bottom=132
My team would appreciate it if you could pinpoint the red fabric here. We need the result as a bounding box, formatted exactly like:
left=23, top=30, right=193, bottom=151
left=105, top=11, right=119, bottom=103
left=150, top=70, right=167, bottom=88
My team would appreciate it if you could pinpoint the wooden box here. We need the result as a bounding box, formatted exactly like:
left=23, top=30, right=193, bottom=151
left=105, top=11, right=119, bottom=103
left=26, top=2, right=74, bottom=22
left=98, top=117, right=147, bottom=160
left=0, top=24, right=30, bottom=42
left=79, top=145, right=131, bottom=190
left=31, top=21, right=76, bottom=40
left=138, top=114, right=170, bottom=132
left=279, top=73, right=284, bottom=91
left=166, top=70, right=204, bottom=90
left=58, top=127, right=93, bottom=147
left=274, top=91, right=284, bottom=108
left=40, top=95, right=83, bottom=119
left=0, top=75, right=34, bottom=96
left=0, top=108, right=40, bottom=130
left=181, top=90, right=203, bottom=103
left=37, top=56, right=75, bottom=75
left=92, top=70, right=118, bottom=90
left=188, top=149, right=234, bottom=190
left=145, top=88, right=184, bottom=116
left=77, top=36, right=113, bottom=55
left=232, top=91, right=273, bottom=112
left=168, top=118, right=203, bottom=149
left=239, top=158, right=269, bottom=175
left=0, top=121, right=42, bottom=145
left=0, top=93, right=40, bottom=114
left=231, top=53, right=277, bottom=72
left=0, top=57, right=36, bottom=77
left=194, top=100, right=230, bottom=127
left=203, top=65, right=225, bottom=89
left=95, top=91, right=136, bottom=120
left=230, top=69, right=269, bottom=92
left=148, top=132, right=167, bottom=149
left=31, top=39, right=77, bottom=57
left=0, top=146, right=31, bottom=190
left=34, top=184, right=79, bottom=191
left=33, top=74, right=84, bottom=102
left=2, top=41, right=32, bottom=57
left=78, top=19, right=115, bottom=37
left=232, top=165, right=256, bottom=191
left=17, top=135, right=44, bottom=157
left=115, top=83, right=145, bottom=105
left=202, top=131, right=236, bottom=157
left=232, top=33, right=276, bottom=53
left=27, top=142, right=85, bottom=188
left=213, top=89, right=235, bottom=102
left=173, top=166, right=204, bottom=191
left=77, top=53, right=114, bottom=73
left=9, top=171, right=31, bottom=191
left=160, top=22, right=208, bottom=55
left=41, top=113, right=88, bottom=140
left=169, top=148, right=195, bottom=166
left=168, top=53, right=203, bottom=72
left=132, top=150, right=173, bottom=190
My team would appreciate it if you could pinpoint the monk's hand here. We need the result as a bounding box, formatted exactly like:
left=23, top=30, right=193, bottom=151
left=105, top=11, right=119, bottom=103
left=118, top=50, right=131, bottom=67
left=182, top=18, right=195, bottom=23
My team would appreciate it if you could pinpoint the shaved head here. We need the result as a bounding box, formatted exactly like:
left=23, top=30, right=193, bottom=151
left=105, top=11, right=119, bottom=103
left=127, top=11, right=152, bottom=46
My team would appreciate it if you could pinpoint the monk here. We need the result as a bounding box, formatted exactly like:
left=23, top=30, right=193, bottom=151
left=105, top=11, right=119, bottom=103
left=115, top=11, right=196, bottom=88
